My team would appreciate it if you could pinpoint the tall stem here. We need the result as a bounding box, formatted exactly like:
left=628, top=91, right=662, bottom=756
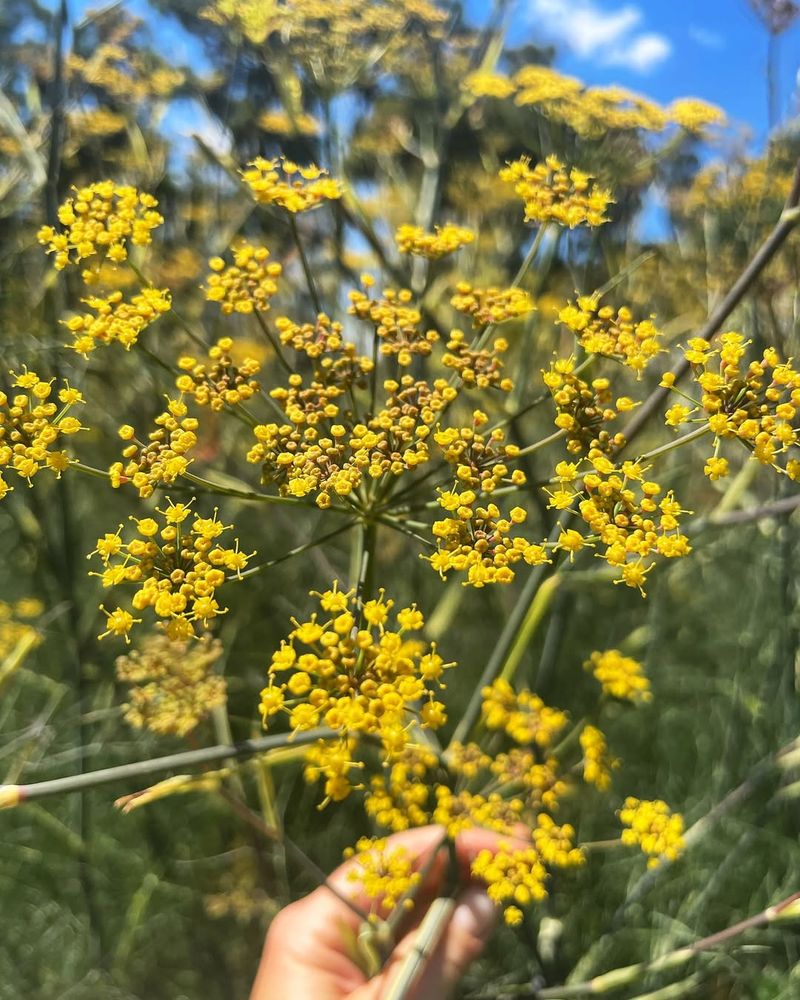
left=288, top=214, right=323, bottom=315
left=254, top=309, right=293, bottom=375
left=352, top=518, right=378, bottom=608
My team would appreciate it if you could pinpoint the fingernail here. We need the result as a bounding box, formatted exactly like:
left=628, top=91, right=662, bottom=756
left=452, top=887, right=497, bottom=937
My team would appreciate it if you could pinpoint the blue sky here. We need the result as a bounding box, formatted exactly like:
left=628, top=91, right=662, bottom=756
left=474, top=0, right=800, bottom=148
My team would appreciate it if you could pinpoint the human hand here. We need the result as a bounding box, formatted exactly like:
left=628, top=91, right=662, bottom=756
left=250, top=824, right=513, bottom=1000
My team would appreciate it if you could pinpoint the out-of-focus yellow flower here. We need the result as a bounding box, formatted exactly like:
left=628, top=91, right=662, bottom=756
left=586, top=649, right=651, bottom=703
left=619, top=797, right=685, bottom=868
left=116, top=632, right=226, bottom=737
left=395, top=223, right=475, bottom=259
left=462, top=70, right=516, bottom=99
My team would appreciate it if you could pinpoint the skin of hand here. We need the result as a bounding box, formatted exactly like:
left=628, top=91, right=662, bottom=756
left=250, top=824, right=521, bottom=1000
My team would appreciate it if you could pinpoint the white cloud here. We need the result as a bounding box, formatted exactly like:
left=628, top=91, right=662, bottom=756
left=525, top=0, right=672, bottom=74
left=619, top=33, right=673, bottom=72
left=688, top=24, right=725, bottom=49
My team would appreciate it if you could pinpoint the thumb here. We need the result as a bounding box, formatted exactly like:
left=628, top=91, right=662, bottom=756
left=413, top=887, right=498, bottom=999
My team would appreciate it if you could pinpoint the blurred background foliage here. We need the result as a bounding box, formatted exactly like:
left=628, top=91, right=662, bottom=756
left=2, top=1, right=800, bottom=997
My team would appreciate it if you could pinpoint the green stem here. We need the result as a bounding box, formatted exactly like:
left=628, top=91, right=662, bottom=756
left=578, top=838, right=625, bottom=852
left=373, top=514, right=435, bottom=549
left=236, top=521, right=356, bottom=579
left=181, top=470, right=347, bottom=511
left=70, top=461, right=110, bottom=481
left=516, top=428, right=567, bottom=458
left=385, top=897, right=457, bottom=1000
left=254, top=309, right=293, bottom=375
left=594, top=251, right=657, bottom=299
left=638, top=425, right=710, bottom=462
left=498, top=574, right=562, bottom=685
left=533, top=891, right=800, bottom=998
left=288, top=213, right=323, bottom=315
left=1, top=728, right=332, bottom=807
left=352, top=518, right=378, bottom=608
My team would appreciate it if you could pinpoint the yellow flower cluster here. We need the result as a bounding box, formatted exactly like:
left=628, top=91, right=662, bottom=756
left=446, top=740, right=492, bottom=778
left=177, top=338, right=261, bottom=411
left=450, top=282, right=535, bottom=328
left=67, top=108, right=127, bottom=138
left=586, top=649, right=651, bottom=703
left=580, top=725, right=617, bottom=790
left=434, top=411, right=523, bottom=493
left=364, top=745, right=439, bottom=831
left=544, top=359, right=627, bottom=456
left=275, top=315, right=376, bottom=400
left=665, top=333, right=800, bottom=479
left=259, top=585, right=451, bottom=802
left=349, top=283, right=439, bottom=365
left=115, top=632, right=226, bottom=737
left=350, top=678, right=598, bottom=929
left=241, top=157, right=343, bottom=213
left=62, top=286, right=171, bottom=355
left=481, top=679, right=568, bottom=748
left=675, top=156, right=795, bottom=219
left=110, top=398, right=197, bottom=498
left=257, top=109, right=319, bottom=137
left=550, top=452, right=691, bottom=595
left=427, top=415, right=544, bottom=585
left=488, top=750, right=567, bottom=812
left=472, top=814, right=584, bottom=925
left=366, top=735, right=571, bottom=839
left=444, top=743, right=569, bottom=819
left=619, top=797, right=685, bottom=868
left=37, top=181, right=163, bottom=270
left=432, top=785, right=525, bottom=837
left=250, top=374, right=450, bottom=508
left=92, top=500, right=251, bottom=642
left=429, top=494, right=548, bottom=587
left=441, top=330, right=513, bottom=391
left=462, top=70, right=516, bottom=99
left=67, top=43, right=184, bottom=102
left=395, top=223, right=475, bottom=258
left=500, top=156, right=613, bottom=229
left=557, top=296, right=662, bottom=376
left=510, top=65, right=725, bottom=139
left=0, top=371, right=84, bottom=498
left=204, top=242, right=282, bottom=314
left=343, top=837, right=421, bottom=914
left=669, top=97, right=727, bottom=133
left=201, top=0, right=446, bottom=77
